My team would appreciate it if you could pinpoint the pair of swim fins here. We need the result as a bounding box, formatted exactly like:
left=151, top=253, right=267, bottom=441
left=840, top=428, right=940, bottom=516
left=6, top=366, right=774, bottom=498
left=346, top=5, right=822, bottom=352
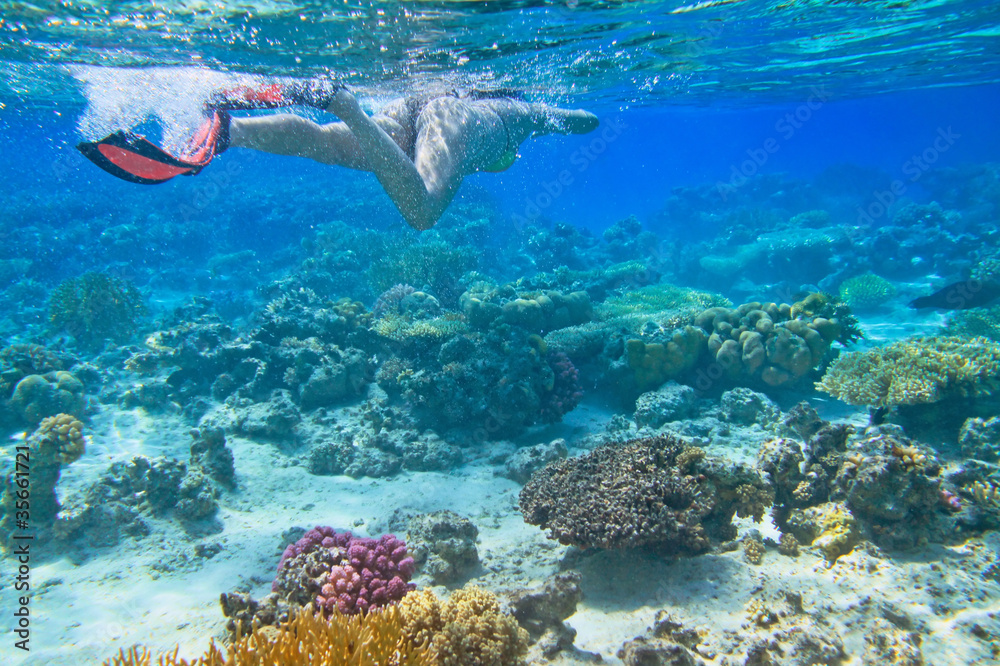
left=77, top=82, right=341, bottom=184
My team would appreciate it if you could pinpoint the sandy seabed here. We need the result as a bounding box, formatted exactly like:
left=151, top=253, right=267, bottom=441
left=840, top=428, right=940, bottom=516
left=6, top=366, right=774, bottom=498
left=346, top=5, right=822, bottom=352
left=2, top=348, right=1000, bottom=665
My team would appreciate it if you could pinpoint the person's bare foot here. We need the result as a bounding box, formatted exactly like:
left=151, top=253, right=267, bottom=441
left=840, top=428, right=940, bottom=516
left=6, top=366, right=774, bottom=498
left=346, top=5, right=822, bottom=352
left=561, top=109, right=599, bottom=134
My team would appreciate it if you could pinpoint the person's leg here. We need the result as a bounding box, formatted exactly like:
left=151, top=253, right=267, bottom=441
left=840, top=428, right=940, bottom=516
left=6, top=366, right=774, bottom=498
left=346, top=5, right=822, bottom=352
left=228, top=114, right=408, bottom=171
left=325, top=92, right=487, bottom=230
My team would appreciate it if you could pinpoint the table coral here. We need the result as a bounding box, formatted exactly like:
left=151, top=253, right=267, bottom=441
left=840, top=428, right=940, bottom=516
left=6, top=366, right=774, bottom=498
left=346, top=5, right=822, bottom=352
left=519, top=434, right=769, bottom=552
left=816, top=336, right=1000, bottom=407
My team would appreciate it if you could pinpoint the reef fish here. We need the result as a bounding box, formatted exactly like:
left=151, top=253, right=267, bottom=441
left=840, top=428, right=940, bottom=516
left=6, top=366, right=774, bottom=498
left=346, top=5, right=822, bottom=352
left=909, top=279, right=1000, bottom=310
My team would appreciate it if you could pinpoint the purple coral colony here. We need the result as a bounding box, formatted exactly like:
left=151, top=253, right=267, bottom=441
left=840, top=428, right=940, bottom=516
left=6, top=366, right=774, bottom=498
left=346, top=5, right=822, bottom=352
left=2, top=56, right=1000, bottom=666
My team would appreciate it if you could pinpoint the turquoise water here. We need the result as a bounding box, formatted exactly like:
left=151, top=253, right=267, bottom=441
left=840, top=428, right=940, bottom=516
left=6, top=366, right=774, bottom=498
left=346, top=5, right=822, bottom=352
left=2, top=1, right=1000, bottom=665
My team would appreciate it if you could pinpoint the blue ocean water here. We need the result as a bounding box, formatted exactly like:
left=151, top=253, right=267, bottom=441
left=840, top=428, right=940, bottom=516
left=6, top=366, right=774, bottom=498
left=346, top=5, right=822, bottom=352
left=2, top=1, right=1000, bottom=664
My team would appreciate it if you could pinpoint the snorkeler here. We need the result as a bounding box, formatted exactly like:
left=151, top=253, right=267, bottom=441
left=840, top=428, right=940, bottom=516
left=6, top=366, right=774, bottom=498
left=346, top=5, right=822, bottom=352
left=78, top=82, right=599, bottom=231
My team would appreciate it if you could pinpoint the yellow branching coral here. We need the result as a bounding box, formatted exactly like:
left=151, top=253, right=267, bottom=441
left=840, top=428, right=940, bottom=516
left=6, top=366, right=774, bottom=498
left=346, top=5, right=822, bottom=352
left=35, top=413, right=86, bottom=464
left=816, top=336, right=1000, bottom=407
left=399, top=587, right=528, bottom=666
left=104, top=604, right=431, bottom=666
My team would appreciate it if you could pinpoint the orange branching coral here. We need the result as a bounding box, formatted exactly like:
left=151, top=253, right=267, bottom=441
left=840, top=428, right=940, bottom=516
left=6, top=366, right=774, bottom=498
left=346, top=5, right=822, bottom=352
left=104, top=604, right=431, bottom=666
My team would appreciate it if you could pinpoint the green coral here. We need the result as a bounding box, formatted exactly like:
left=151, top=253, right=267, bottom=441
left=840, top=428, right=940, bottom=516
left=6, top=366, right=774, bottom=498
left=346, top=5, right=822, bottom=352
left=839, top=273, right=896, bottom=309
left=816, top=336, right=1000, bottom=407
left=946, top=306, right=1000, bottom=342
left=373, top=313, right=468, bottom=342
left=598, top=283, right=727, bottom=318
left=460, top=285, right=592, bottom=333
left=367, top=240, right=476, bottom=302
left=49, top=272, right=146, bottom=349
left=626, top=327, right=707, bottom=391
left=622, top=299, right=842, bottom=392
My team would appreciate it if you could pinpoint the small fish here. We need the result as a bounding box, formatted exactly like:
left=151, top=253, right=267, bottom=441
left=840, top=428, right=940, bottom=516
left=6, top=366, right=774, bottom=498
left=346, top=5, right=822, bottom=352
left=909, top=279, right=1000, bottom=310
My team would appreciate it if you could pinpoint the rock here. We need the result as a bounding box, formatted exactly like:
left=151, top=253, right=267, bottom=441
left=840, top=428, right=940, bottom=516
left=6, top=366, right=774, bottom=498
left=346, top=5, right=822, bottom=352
left=510, top=571, right=583, bottom=659
left=406, top=510, right=480, bottom=585
left=959, top=416, right=1000, bottom=462
left=617, top=637, right=703, bottom=666
left=235, top=389, right=301, bottom=441
left=190, top=427, right=236, bottom=488
left=719, top=387, right=780, bottom=427
left=634, top=382, right=699, bottom=429
left=862, top=618, right=923, bottom=665
left=503, top=439, right=569, bottom=484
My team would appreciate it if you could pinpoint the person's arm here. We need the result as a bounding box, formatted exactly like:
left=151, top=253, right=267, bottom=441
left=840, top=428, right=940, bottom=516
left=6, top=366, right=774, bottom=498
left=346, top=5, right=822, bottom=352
left=496, top=100, right=599, bottom=145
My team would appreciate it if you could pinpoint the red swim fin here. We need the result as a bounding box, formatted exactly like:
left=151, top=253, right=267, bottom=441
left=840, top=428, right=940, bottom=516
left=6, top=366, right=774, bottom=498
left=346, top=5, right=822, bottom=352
left=77, top=111, right=228, bottom=185
left=206, top=81, right=344, bottom=111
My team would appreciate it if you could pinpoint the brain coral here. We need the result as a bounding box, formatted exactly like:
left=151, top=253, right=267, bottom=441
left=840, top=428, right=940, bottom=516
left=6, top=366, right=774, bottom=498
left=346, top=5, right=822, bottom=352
left=519, top=434, right=768, bottom=553
left=815, top=336, right=1000, bottom=407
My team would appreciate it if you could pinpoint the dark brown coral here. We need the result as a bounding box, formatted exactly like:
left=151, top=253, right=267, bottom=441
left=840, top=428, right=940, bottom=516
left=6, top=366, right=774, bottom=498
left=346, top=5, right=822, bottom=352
left=518, top=434, right=768, bottom=553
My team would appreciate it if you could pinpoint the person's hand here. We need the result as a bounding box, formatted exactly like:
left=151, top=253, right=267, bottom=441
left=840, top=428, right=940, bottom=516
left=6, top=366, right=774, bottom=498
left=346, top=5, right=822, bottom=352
left=325, top=88, right=365, bottom=120
left=565, top=109, right=599, bottom=134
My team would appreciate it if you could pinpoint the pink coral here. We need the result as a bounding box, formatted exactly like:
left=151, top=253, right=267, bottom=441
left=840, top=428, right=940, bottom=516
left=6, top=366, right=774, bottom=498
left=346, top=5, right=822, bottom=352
left=276, top=526, right=416, bottom=615
left=539, top=351, right=584, bottom=423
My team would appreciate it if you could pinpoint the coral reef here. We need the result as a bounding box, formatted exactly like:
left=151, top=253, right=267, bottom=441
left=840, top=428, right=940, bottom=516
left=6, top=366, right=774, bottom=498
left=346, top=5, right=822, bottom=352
left=538, top=351, right=583, bottom=422
left=519, top=434, right=769, bottom=552
left=49, top=271, right=146, bottom=349
left=625, top=327, right=707, bottom=392
left=0, top=414, right=87, bottom=550
left=786, top=501, right=861, bottom=563
left=368, top=240, right=476, bottom=307
left=698, top=225, right=850, bottom=283
left=460, top=283, right=592, bottom=333
left=52, top=430, right=235, bottom=551
left=619, top=297, right=851, bottom=395
left=816, top=336, right=1000, bottom=407
left=719, top=387, right=781, bottom=427
left=126, top=288, right=374, bottom=423
left=189, top=427, right=236, bottom=489
left=760, top=418, right=955, bottom=555
left=379, top=328, right=581, bottom=439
